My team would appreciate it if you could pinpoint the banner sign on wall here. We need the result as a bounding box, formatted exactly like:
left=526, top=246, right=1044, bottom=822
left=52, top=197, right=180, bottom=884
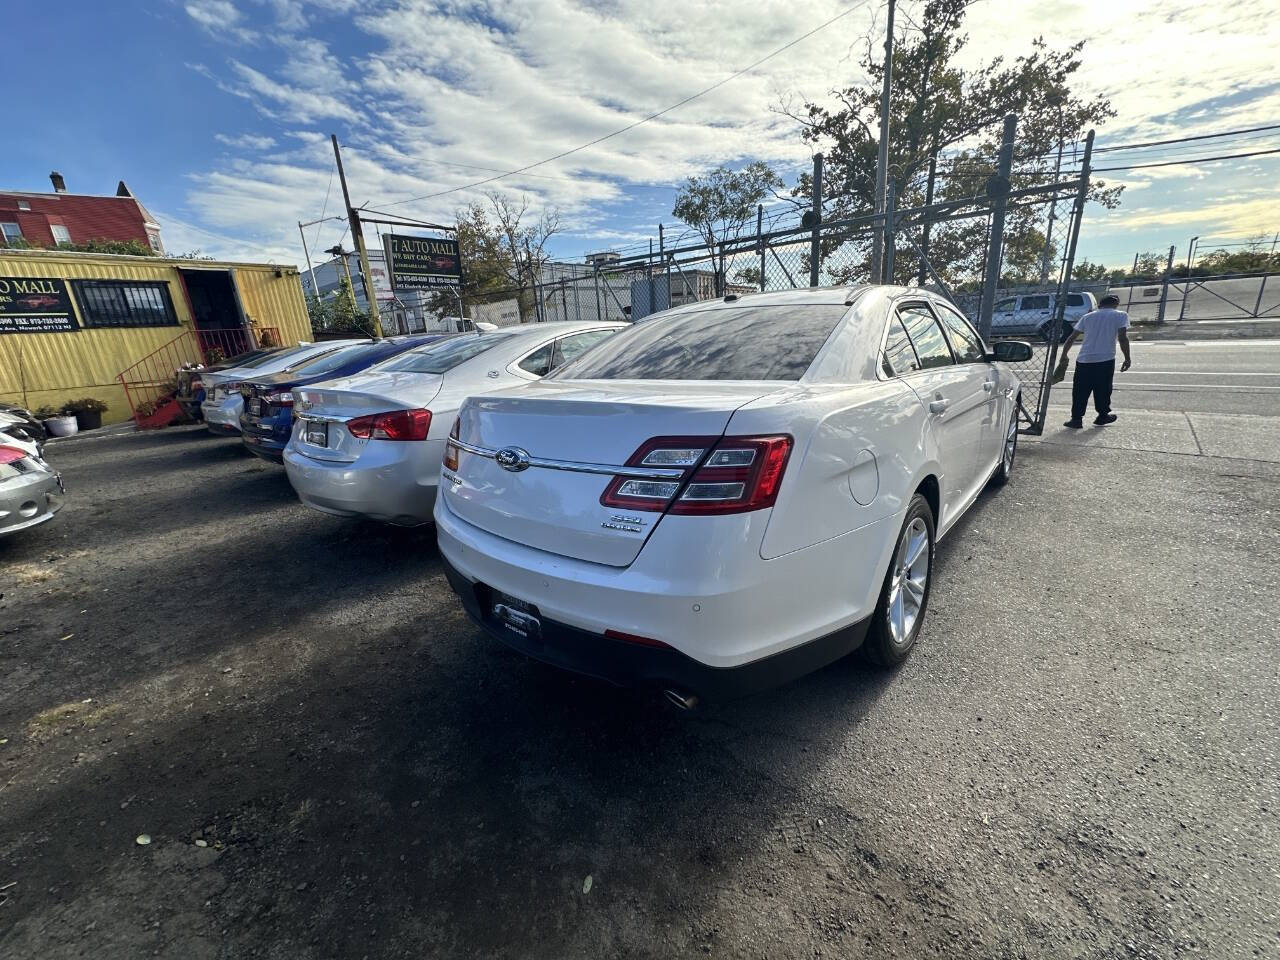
left=382, top=233, right=463, bottom=290
left=0, top=276, right=79, bottom=333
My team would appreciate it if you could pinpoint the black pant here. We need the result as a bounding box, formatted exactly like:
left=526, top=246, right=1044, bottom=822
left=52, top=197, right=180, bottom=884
left=1071, top=359, right=1115, bottom=420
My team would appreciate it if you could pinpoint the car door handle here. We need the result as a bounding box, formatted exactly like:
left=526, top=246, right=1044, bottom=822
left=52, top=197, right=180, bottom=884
left=983, top=380, right=995, bottom=392
left=929, top=398, right=950, bottom=415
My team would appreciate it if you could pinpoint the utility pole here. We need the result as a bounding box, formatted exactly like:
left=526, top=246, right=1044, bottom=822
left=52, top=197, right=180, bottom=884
left=977, top=113, right=1018, bottom=342
left=809, top=153, right=823, bottom=287
left=1038, top=100, right=1065, bottom=286
left=870, top=0, right=896, bottom=284
left=297, top=222, right=319, bottom=297
left=331, top=134, right=383, bottom=338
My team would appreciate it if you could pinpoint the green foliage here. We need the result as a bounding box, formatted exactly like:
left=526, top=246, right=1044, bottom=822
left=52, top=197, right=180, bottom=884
left=54, top=238, right=158, bottom=257
left=61, top=397, right=109, bottom=414
left=426, top=193, right=561, bottom=322
left=673, top=162, right=782, bottom=291
left=734, top=264, right=763, bottom=288
left=172, top=249, right=218, bottom=260
left=307, top=279, right=376, bottom=337
left=788, top=0, right=1121, bottom=286
left=1072, top=259, right=1111, bottom=282
left=34, top=405, right=60, bottom=418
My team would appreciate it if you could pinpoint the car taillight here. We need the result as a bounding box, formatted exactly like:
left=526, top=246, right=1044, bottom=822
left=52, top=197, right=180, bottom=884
left=264, top=391, right=294, bottom=407
left=0, top=446, right=27, bottom=465
left=443, top=418, right=460, bottom=470
left=346, top=409, right=431, bottom=441
left=600, top=435, right=792, bottom=516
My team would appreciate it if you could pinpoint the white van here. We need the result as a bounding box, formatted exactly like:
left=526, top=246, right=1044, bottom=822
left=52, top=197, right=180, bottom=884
left=991, top=291, right=1097, bottom=341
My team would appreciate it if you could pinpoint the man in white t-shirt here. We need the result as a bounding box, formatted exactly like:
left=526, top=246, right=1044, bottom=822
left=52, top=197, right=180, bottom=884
left=1056, top=294, right=1132, bottom=428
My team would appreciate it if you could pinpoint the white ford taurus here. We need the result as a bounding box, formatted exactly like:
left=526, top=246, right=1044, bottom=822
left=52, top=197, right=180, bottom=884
left=435, top=286, right=1032, bottom=705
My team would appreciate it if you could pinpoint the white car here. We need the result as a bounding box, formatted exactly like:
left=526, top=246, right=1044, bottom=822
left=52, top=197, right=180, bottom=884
left=283, top=322, right=624, bottom=525
left=990, top=291, right=1097, bottom=342
left=199, top=340, right=362, bottom=435
left=434, top=286, right=1032, bottom=705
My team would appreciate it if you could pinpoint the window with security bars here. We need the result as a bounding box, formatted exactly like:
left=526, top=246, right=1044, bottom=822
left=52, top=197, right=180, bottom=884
left=72, top=281, right=178, bottom=328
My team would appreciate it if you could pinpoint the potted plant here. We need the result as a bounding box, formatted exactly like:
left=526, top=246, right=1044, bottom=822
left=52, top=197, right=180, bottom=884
left=36, top=404, right=79, bottom=438
left=62, top=397, right=109, bottom=432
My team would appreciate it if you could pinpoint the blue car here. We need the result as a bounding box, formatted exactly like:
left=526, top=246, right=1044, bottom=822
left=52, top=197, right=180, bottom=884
left=239, top=336, right=450, bottom=462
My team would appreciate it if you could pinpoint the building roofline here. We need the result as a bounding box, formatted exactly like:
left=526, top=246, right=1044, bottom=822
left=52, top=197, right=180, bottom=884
left=0, top=246, right=299, bottom=273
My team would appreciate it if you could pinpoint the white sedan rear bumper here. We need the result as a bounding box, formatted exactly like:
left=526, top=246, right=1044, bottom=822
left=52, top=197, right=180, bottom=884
left=435, top=491, right=899, bottom=672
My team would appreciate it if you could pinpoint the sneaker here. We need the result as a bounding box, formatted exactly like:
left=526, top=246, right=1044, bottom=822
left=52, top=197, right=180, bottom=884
left=1063, top=419, right=1083, bottom=429
left=1094, top=413, right=1117, bottom=425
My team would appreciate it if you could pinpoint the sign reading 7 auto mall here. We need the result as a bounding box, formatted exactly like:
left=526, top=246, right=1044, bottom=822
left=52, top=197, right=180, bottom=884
left=0, top=277, right=79, bottom=333
left=382, top=233, right=464, bottom=291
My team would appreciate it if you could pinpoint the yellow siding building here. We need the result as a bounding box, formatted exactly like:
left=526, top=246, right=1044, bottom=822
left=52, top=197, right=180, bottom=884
left=0, top=249, right=313, bottom=425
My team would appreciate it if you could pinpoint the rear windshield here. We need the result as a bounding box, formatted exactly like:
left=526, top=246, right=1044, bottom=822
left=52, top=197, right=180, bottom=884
left=232, top=347, right=290, bottom=369
left=288, top=343, right=384, bottom=376
left=372, top=332, right=515, bottom=375
left=555, top=305, right=848, bottom=381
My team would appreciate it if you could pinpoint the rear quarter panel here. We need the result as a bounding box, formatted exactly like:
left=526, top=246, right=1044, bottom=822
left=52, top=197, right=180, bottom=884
left=726, top=380, right=937, bottom=561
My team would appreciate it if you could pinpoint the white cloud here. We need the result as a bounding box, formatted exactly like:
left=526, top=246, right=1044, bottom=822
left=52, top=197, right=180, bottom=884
left=214, top=132, right=278, bottom=150
left=175, top=0, right=1280, bottom=269
left=185, top=0, right=257, bottom=44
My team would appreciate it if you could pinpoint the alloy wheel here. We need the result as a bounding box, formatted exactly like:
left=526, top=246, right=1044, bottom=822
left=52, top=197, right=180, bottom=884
left=1003, top=411, right=1017, bottom=473
left=886, top=517, right=930, bottom=647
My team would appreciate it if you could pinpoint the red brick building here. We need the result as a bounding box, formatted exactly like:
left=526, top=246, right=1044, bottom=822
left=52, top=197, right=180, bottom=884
left=0, top=172, right=163, bottom=253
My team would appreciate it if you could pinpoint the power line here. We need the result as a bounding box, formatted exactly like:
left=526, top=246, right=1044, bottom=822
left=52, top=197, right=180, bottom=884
left=377, top=1, right=870, bottom=208
left=1089, top=147, right=1280, bottom=172
left=1094, top=122, right=1280, bottom=154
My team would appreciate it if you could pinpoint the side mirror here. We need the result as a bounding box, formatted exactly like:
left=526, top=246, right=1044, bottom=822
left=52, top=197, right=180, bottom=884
left=989, top=340, right=1033, bottom=363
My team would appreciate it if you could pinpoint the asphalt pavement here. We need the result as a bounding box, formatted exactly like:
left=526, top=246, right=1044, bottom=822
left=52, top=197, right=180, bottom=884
left=2, top=342, right=1277, bottom=959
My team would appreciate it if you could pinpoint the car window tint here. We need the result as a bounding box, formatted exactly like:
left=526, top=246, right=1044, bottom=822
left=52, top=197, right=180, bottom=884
left=551, top=329, right=616, bottom=369
left=933, top=304, right=986, bottom=363
left=1066, top=294, right=1084, bottom=306
left=518, top=342, right=554, bottom=376
left=897, top=305, right=954, bottom=369
left=1021, top=295, right=1051, bottom=310
left=226, top=348, right=281, bottom=368
left=556, top=305, right=847, bottom=381
left=995, top=298, right=1018, bottom=312
left=882, top=316, right=920, bottom=376
left=374, top=333, right=516, bottom=374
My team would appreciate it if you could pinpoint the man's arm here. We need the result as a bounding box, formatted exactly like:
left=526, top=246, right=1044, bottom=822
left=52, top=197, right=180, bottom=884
left=1118, top=329, right=1131, bottom=372
left=1056, top=330, right=1079, bottom=370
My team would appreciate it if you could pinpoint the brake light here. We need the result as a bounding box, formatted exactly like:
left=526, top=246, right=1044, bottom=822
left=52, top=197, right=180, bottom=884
left=600, top=435, right=792, bottom=515
left=0, top=446, right=27, bottom=465
left=264, top=391, right=294, bottom=407
left=346, top=408, right=431, bottom=441
left=443, top=418, right=460, bottom=470
left=604, top=629, right=673, bottom=650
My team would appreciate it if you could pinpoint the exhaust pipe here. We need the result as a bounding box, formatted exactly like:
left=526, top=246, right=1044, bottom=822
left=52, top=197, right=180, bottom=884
left=663, top=688, right=699, bottom=711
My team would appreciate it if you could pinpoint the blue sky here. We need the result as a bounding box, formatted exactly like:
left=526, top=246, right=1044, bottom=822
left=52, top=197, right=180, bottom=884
left=3, top=0, right=1277, bottom=274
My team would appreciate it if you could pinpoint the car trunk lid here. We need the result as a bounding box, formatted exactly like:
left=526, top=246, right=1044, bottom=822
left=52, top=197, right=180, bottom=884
left=294, top=373, right=443, bottom=462
left=445, top=380, right=777, bottom=567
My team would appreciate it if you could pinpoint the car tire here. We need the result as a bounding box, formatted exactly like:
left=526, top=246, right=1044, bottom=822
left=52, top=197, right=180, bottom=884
left=862, top=494, right=935, bottom=667
left=989, top=403, right=1018, bottom=487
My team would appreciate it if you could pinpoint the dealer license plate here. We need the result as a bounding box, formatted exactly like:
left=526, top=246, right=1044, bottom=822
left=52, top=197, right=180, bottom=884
left=305, top=421, right=327, bottom=447
left=491, top=591, right=541, bottom=641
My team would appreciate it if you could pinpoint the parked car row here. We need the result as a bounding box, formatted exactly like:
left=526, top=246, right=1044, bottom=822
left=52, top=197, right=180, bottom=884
left=0, top=409, right=63, bottom=538
left=11, top=287, right=1034, bottom=707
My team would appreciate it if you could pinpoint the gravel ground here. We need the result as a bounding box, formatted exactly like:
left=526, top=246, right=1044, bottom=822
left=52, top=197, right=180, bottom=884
left=1, top=425, right=1276, bottom=959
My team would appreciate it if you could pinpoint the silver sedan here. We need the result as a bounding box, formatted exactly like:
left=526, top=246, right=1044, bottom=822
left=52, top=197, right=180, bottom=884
left=0, top=440, right=64, bottom=537
left=283, top=321, right=623, bottom=525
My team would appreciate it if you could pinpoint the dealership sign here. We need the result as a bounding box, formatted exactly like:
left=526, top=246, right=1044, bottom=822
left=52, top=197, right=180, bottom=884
left=382, top=233, right=463, bottom=290
left=0, top=277, right=78, bottom=333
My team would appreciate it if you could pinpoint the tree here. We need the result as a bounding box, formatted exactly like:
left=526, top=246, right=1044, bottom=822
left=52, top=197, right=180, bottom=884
left=306, top=279, right=375, bottom=337
left=672, top=162, right=781, bottom=295
left=1072, top=259, right=1110, bottom=282
left=782, top=0, right=1121, bottom=287
left=428, top=192, right=561, bottom=322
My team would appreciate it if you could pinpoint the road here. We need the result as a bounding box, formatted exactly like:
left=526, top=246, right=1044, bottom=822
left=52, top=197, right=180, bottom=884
left=1051, top=337, right=1280, bottom=417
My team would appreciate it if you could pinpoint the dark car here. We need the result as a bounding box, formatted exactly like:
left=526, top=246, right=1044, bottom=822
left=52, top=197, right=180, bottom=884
left=238, top=336, right=450, bottom=462
left=175, top=347, right=287, bottom=421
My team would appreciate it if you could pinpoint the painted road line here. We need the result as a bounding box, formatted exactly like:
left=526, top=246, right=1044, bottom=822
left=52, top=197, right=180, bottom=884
left=1124, top=371, right=1280, bottom=377
left=1115, top=383, right=1280, bottom=392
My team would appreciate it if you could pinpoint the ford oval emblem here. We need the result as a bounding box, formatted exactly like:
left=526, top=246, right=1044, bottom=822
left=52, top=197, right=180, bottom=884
left=495, top=446, right=531, bottom=472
